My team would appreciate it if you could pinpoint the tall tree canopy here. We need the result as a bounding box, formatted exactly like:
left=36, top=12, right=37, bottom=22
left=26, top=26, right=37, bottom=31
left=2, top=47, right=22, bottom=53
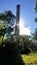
left=35, top=0, right=37, bottom=12
left=32, top=28, right=37, bottom=43
left=35, top=0, right=37, bottom=22
left=0, top=11, right=15, bottom=45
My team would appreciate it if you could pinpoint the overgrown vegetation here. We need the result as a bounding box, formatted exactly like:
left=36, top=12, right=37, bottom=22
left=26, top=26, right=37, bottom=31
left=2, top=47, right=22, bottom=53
left=21, top=53, right=37, bottom=64
left=0, top=1, right=37, bottom=64
left=0, top=11, right=25, bottom=65
left=0, top=42, right=24, bottom=65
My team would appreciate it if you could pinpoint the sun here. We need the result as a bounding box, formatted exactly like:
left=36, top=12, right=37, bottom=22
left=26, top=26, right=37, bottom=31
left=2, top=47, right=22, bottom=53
left=19, top=18, right=31, bottom=35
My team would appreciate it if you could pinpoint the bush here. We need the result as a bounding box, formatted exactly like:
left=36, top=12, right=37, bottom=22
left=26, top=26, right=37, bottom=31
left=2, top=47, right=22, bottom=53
left=20, top=48, right=31, bottom=55
left=0, top=42, right=25, bottom=65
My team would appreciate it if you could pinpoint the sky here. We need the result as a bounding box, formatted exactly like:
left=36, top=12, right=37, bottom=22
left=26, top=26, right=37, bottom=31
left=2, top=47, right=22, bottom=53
left=0, top=0, right=37, bottom=36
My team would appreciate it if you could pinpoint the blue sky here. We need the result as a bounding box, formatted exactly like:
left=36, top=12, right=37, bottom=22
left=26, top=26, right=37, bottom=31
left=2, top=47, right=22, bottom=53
left=0, top=0, right=37, bottom=36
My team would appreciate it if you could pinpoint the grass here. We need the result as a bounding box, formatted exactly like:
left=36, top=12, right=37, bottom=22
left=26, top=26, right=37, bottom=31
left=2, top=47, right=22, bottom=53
left=21, top=53, right=37, bottom=64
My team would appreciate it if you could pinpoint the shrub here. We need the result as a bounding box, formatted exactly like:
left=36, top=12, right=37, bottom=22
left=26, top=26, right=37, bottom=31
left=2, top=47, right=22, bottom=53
left=0, top=42, right=25, bottom=65
left=20, top=48, right=31, bottom=55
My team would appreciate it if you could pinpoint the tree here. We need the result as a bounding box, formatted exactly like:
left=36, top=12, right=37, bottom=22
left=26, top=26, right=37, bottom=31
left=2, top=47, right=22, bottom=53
left=0, top=11, right=15, bottom=46
left=18, top=35, right=32, bottom=54
left=0, top=11, right=25, bottom=65
left=35, top=0, right=37, bottom=22
left=35, top=0, right=37, bottom=12
left=32, top=28, right=37, bottom=43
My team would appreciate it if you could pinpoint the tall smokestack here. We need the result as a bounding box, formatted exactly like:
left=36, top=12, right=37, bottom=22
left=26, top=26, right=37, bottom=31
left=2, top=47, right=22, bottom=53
left=15, top=5, right=20, bottom=43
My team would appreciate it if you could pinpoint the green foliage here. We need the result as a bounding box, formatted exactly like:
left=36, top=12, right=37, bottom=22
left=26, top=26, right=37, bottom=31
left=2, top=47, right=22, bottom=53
left=0, top=11, right=25, bottom=64
left=0, top=36, right=3, bottom=45
left=21, top=53, right=37, bottom=64
left=18, top=35, right=37, bottom=53
left=0, top=42, right=24, bottom=65
left=32, top=28, right=37, bottom=43
left=34, top=0, right=37, bottom=22
left=0, top=17, right=14, bottom=46
left=35, top=18, right=37, bottom=22
left=35, top=0, right=37, bottom=12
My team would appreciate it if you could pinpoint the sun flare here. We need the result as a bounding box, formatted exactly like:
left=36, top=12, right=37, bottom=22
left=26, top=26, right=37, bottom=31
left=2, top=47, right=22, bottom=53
left=19, top=18, right=31, bottom=35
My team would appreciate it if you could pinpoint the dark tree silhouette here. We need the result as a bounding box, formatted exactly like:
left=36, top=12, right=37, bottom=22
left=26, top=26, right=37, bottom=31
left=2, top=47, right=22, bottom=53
left=35, top=0, right=37, bottom=22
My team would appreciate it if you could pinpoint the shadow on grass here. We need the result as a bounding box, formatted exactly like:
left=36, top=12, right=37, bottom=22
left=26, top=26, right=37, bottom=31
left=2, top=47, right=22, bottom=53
left=0, top=43, right=25, bottom=65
